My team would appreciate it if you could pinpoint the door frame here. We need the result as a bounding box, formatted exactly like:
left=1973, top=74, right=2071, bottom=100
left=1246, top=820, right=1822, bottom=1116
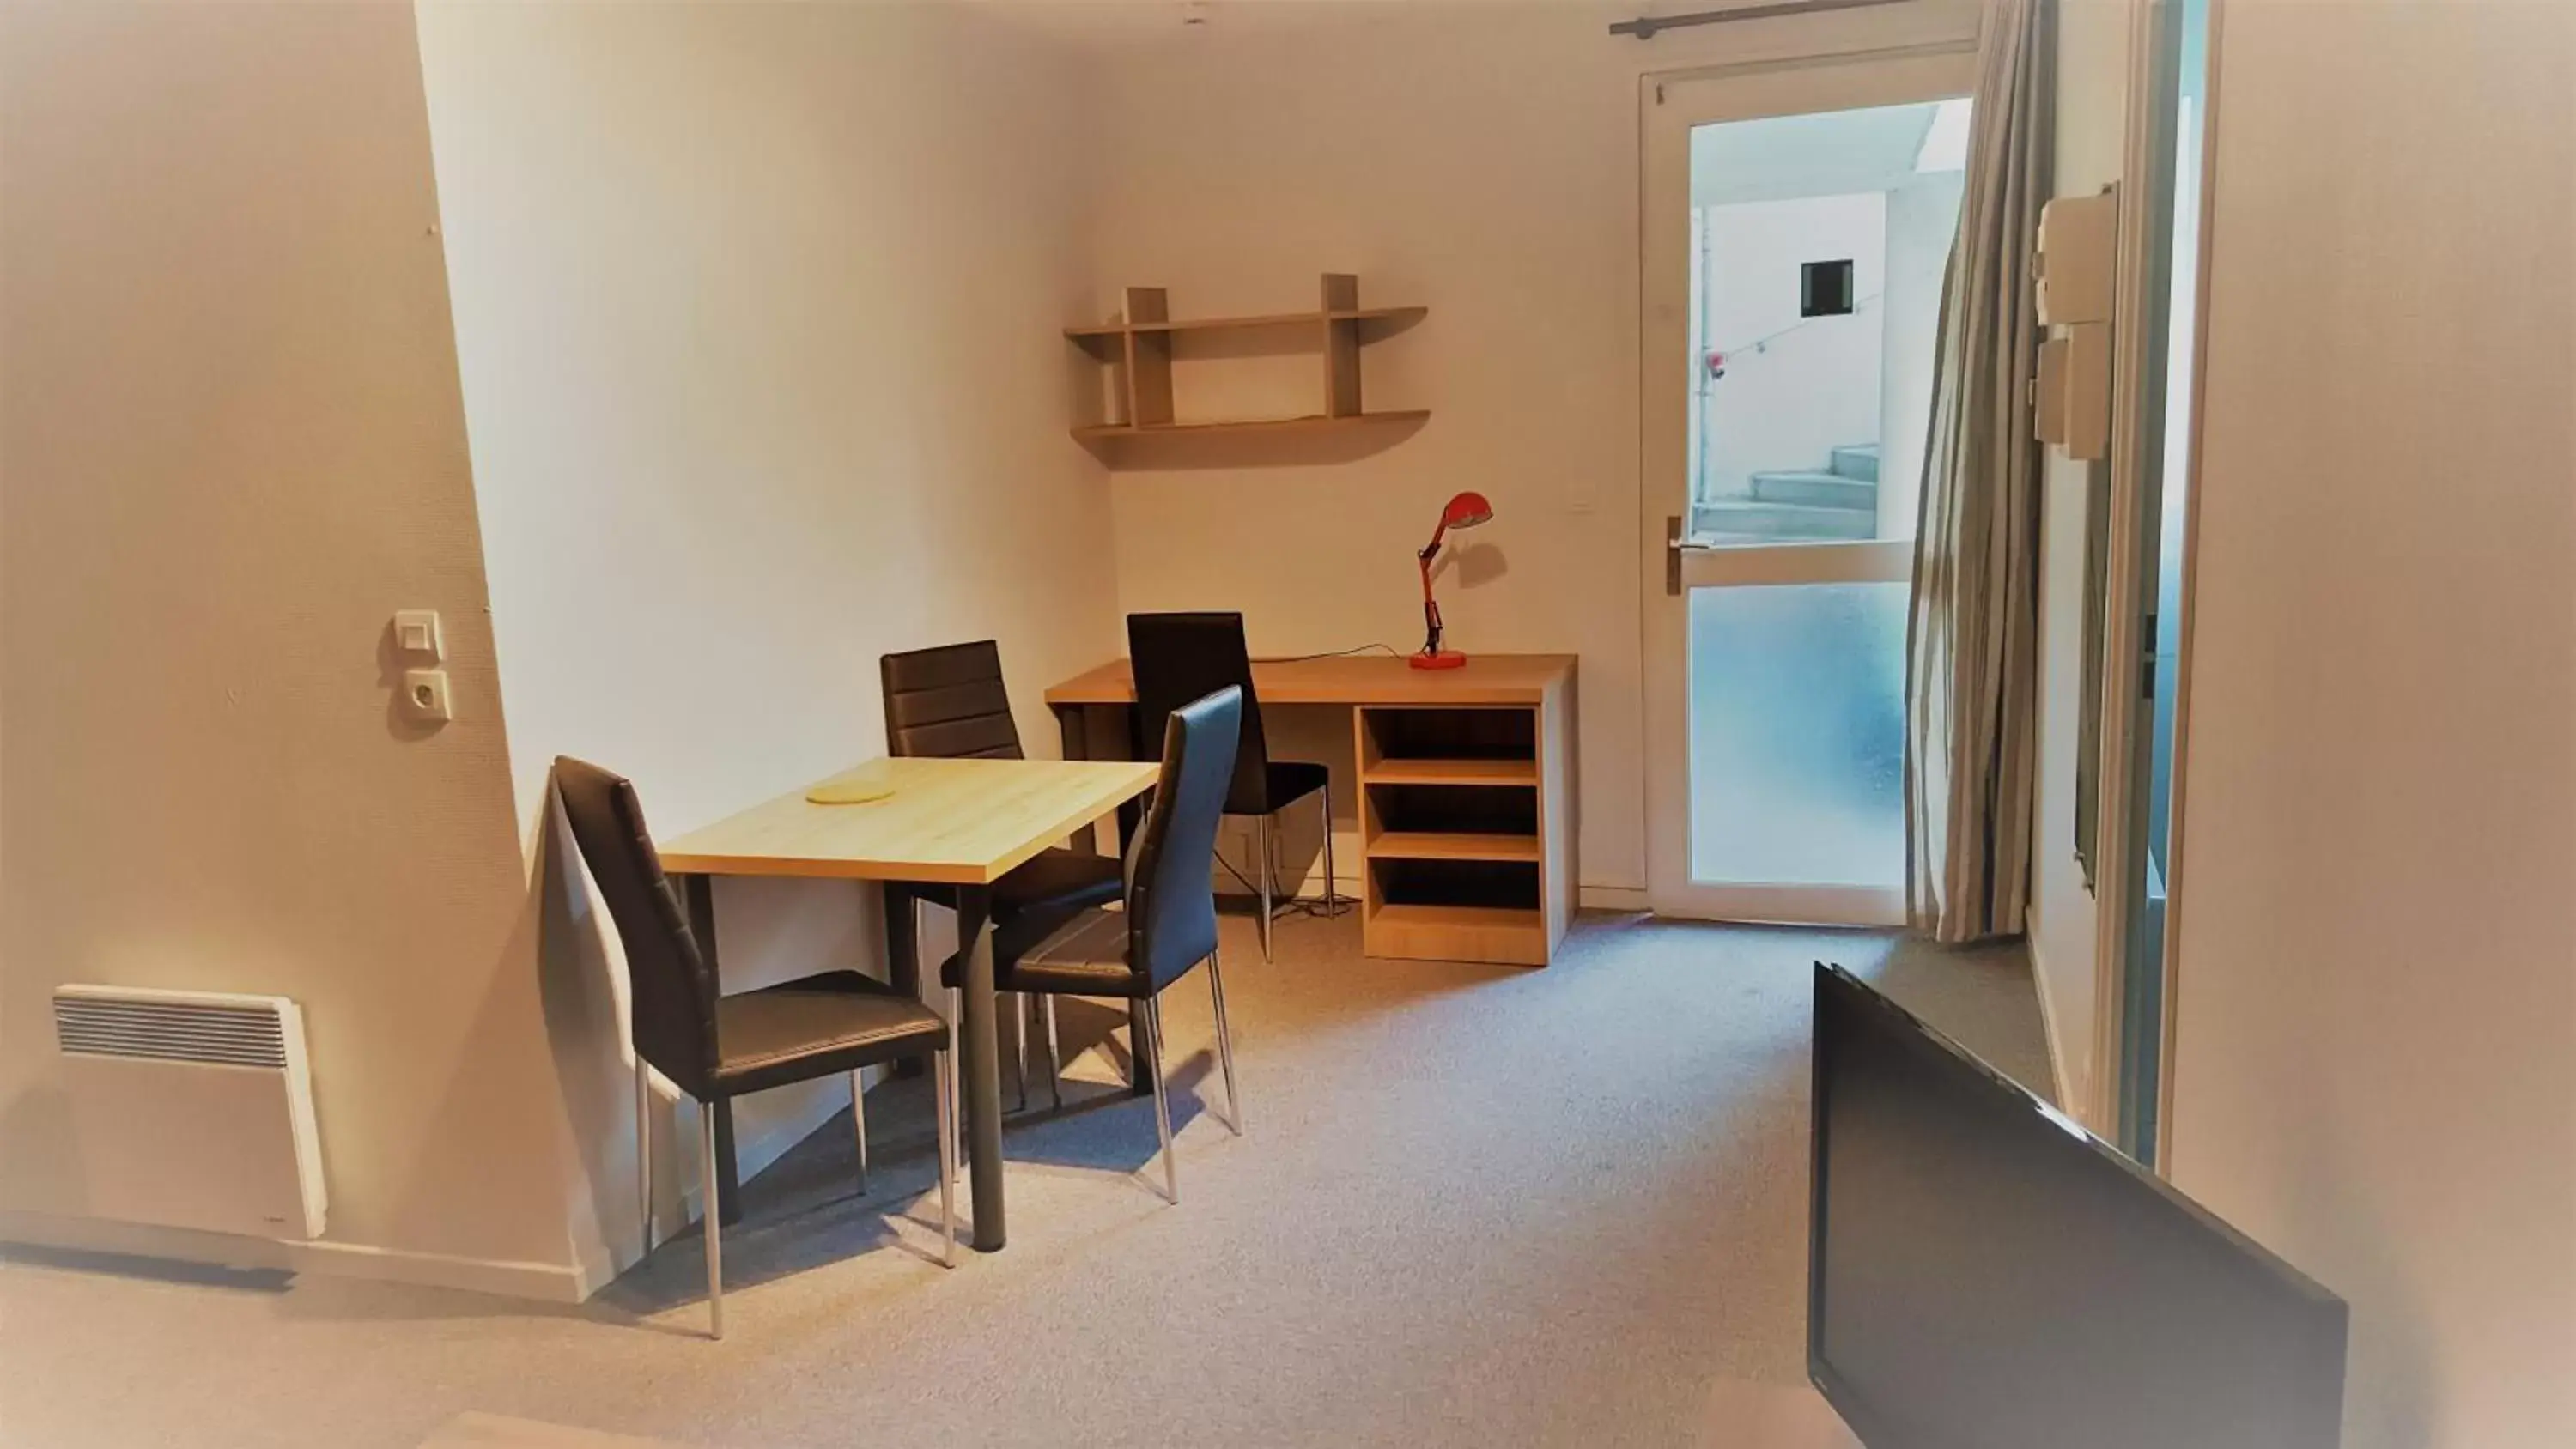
left=1637, top=45, right=1978, bottom=925
left=2087, top=0, right=2227, bottom=1157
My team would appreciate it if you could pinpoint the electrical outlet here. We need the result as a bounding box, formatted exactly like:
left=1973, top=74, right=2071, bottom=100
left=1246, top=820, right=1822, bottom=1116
left=403, top=669, right=452, bottom=724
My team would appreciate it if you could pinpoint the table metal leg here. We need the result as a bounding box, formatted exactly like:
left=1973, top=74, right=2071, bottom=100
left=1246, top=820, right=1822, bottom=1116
left=956, top=885, right=1008, bottom=1252
left=679, top=873, right=744, bottom=1226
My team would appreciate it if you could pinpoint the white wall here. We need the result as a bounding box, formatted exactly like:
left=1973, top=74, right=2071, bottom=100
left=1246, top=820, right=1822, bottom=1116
left=1083, top=0, right=1982, bottom=901
left=416, top=0, right=1118, bottom=1286
left=0, top=1, right=586, bottom=1296
left=2025, top=0, right=2129, bottom=1110
left=2165, top=2, right=2576, bottom=1445
left=1876, top=172, right=1964, bottom=540
left=1700, top=193, right=1887, bottom=501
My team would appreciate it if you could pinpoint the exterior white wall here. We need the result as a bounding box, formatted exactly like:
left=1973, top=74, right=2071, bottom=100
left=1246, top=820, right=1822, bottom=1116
left=1700, top=193, right=1887, bottom=500
left=0, top=0, right=586, bottom=1295
left=415, top=0, right=1117, bottom=1288
left=2026, top=0, right=2129, bottom=1110
left=1876, top=173, right=1963, bottom=540
left=2164, top=2, right=2576, bottom=1444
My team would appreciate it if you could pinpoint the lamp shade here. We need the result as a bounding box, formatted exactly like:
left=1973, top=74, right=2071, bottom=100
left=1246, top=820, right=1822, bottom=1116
left=1440, top=490, right=1495, bottom=531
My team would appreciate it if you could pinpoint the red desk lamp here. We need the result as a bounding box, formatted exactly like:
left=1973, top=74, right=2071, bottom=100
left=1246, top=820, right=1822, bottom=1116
left=1412, top=490, right=1493, bottom=670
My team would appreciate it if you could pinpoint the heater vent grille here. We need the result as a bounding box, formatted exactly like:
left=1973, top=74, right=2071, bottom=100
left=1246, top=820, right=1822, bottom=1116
left=54, top=993, right=289, bottom=1069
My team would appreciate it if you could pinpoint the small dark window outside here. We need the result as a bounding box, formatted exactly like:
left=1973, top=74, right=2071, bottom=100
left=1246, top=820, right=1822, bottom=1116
left=1801, top=259, right=1856, bottom=318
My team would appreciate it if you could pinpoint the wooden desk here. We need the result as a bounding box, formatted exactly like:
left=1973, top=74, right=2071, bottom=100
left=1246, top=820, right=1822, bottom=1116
left=1046, top=653, right=1577, bottom=967
left=1046, top=652, right=1575, bottom=707
left=658, top=755, right=1157, bottom=1251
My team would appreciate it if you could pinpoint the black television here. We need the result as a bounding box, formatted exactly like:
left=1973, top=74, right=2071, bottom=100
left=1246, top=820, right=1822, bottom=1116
left=1810, top=962, right=2348, bottom=1449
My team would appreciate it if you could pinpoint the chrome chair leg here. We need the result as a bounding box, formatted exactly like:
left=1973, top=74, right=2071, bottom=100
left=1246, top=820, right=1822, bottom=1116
left=1255, top=815, right=1275, bottom=961
left=1144, top=997, right=1177, bottom=1203
left=1208, top=952, right=1243, bottom=1136
left=1014, top=991, right=1030, bottom=1113
left=933, top=1045, right=958, bottom=1268
left=945, top=987, right=964, bottom=1183
left=635, top=1061, right=653, bottom=1256
left=849, top=1069, right=869, bottom=1194
left=700, top=1101, right=724, bottom=1340
left=1319, top=785, right=1337, bottom=914
left=1041, top=994, right=1063, bottom=1110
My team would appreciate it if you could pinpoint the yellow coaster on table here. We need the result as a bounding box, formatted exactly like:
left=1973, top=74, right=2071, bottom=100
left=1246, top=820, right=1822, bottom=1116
left=805, top=765, right=896, bottom=805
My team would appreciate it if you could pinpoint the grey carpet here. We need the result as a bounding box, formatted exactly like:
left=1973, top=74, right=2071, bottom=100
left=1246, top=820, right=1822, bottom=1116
left=0, top=913, right=2049, bottom=1449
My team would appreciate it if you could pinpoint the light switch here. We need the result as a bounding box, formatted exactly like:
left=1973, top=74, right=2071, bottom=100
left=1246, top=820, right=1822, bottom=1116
left=393, top=609, right=444, bottom=661
left=404, top=669, right=453, bottom=724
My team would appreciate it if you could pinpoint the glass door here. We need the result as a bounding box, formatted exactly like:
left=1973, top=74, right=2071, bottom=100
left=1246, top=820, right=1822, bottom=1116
left=1643, top=51, right=1976, bottom=925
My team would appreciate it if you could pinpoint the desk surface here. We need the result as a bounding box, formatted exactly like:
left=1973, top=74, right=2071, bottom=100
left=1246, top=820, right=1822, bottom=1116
left=657, top=756, right=1157, bottom=885
left=1045, top=652, right=1576, bottom=707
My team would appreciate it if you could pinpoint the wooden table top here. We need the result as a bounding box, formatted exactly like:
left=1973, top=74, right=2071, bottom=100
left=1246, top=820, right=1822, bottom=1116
left=1044, top=652, right=1576, bottom=707
left=656, top=756, right=1158, bottom=885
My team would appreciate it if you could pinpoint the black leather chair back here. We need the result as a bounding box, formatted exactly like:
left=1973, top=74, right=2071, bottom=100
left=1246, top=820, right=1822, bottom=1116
left=1127, top=611, right=1268, bottom=815
left=1127, top=688, right=1242, bottom=993
left=882, top=640, right=1023, bottom=760
left=553, top=757, right=718, bottom=1095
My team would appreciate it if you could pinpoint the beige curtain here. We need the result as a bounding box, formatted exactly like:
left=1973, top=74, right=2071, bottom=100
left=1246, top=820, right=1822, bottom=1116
left=1904, top=0, right=2055, bottom=943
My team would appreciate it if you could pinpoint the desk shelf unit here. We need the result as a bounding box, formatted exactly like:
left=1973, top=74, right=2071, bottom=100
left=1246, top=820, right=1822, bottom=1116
left=1042, top=652, right=1575, bottom=968
left=1066, top=274, right=1427, bottom=462
left=1356, top=690, right=1572, bottom=968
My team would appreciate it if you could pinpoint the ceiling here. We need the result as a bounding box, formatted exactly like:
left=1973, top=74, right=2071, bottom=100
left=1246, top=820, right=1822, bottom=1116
left=969, top=0, right=1610, bottom=51
left=1690, top=99, right=1965, bottom=209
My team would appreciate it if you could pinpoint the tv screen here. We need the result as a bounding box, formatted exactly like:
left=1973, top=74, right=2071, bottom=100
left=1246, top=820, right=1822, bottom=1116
left=1810, top=962, right=2348, bottom=1449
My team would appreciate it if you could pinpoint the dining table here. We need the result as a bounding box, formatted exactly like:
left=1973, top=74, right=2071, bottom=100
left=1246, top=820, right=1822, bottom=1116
left=655, top=754, right=1159, bottom=1252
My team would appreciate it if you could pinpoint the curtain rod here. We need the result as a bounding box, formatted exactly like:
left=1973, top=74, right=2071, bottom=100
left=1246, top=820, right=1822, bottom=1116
left=1609, top=0, right=1913, bottom=40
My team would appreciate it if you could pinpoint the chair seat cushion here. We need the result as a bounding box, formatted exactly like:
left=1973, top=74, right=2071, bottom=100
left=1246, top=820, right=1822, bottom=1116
left=897, top=848, right=1123, bottom=919
left=713, top=971, right=949, bottom=1094
left=940, top=906, right=1153, bottom=999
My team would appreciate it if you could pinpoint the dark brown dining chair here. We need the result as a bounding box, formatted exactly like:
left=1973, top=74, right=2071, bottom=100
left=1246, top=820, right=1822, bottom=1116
left=879, top=640, right=1123, bottom=1105
left=939, top=686, right=1245, bottom=1203
left=553, top=756, right=957, bottom=1340
left=1127, top=611, right=1332, bottom=961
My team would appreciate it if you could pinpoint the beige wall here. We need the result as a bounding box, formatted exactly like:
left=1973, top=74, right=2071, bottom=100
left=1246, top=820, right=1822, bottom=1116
left=1082, top=0, right=1980, bottom=902
left=0, top=2, right=584, bottom=1294
left=415, top=0, right=1118, bottom=1286
left=2026, top=0, right=2129, bottom=1110
left=2166, top=1, right=2576, bottom=1444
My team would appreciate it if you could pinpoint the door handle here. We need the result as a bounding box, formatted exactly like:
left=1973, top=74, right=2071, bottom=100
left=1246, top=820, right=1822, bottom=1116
left=1665, top=514, right=1711, bottom=596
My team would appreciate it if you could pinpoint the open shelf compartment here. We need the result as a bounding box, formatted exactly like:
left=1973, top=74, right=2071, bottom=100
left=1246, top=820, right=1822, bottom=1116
left=1357, top=701, right=1553, bottom=967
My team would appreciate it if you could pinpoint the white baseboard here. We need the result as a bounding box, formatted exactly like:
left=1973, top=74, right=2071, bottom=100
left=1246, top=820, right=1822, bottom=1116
left=1577, top=883, right=1650, bottom=912
left=2025, top=941, right=2081, bottom=1113
left=0, top=1209, right=587, bottom=1303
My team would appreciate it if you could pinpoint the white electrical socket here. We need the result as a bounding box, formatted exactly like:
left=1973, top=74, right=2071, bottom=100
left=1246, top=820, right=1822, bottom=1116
left=403, top=669, right=453, bottom=724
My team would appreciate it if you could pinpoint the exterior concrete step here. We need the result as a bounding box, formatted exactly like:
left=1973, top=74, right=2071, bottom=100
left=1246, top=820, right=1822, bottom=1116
left=1750, top=470, right=1876, bottom=511
left=1691, top=499, right=1879, bottom=543
left=1830, top=444, right=1880, bottom=482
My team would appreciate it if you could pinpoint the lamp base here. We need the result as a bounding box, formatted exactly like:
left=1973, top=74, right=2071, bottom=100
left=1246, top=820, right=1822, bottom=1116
left=1409, top=650, right=1469, bottom=670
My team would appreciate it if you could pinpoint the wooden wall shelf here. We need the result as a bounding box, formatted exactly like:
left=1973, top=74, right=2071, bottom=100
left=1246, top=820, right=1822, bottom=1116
left=1065, top=306, right=1425, bottom=346
left=1071, top=410, right=1431, bottom=443
left=1067, top=275, right=1426, bottom=464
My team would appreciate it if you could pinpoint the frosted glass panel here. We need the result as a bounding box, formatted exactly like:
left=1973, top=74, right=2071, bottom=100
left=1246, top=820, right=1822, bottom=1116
left=1688, top=583, right=1907, bottom=887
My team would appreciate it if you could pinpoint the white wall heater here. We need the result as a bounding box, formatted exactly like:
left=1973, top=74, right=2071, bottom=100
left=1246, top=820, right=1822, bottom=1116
left=51, top=985, right=327, bottom=1240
